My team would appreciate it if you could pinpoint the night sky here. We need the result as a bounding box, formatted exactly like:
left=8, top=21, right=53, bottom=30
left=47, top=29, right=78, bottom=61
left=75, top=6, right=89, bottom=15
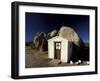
left=25, top=12, right=89, bottom=43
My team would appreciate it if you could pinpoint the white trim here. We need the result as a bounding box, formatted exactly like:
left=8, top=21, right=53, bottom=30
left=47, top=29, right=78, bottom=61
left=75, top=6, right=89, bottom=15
left=19, top=5, right=95, bottom=76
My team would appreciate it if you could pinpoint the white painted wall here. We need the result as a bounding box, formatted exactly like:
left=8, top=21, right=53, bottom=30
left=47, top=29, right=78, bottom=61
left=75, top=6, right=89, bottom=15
left=48, top=39, right=54, bottom=59
left=61, top=39, right=68, bottom=62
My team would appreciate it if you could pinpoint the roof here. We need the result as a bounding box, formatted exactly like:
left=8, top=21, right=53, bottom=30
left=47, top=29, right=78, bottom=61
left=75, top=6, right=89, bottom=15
left=48, top=36, right=68, bottom=42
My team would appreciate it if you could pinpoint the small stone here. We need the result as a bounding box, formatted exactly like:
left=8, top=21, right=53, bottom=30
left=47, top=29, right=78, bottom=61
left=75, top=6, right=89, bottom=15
left=70, top=61, right=73, bottom=64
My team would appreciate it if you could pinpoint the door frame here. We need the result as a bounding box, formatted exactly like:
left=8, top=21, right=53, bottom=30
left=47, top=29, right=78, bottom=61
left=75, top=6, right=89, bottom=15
left=54, top=41, right=61, bottom=60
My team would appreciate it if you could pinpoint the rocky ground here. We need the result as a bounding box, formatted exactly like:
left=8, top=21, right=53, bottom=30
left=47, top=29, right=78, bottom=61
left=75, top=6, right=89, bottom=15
left=25, top=46, right=89, bottom=68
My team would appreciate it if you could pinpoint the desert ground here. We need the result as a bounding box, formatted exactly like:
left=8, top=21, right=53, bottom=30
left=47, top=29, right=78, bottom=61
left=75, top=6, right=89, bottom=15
left=25, top=46, right=89, bottom=68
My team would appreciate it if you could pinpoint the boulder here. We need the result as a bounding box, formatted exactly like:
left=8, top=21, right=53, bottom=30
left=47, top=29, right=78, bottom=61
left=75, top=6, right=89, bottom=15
left=33, top=35, right=40, bottom=48
left=33, top=32, right=48, bottom=51
left=49, top=30, right=57, bottom=37
left=47, top=30, right=57, bottom=39
left=58, top=26, right=80, bottom=46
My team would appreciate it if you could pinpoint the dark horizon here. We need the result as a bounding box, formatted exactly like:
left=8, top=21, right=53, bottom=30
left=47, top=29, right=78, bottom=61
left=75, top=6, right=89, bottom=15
left=25, top=12, right=89, bottom=43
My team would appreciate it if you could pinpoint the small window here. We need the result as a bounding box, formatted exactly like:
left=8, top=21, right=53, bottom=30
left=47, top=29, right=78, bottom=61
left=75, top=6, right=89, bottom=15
left=56, top=42, right=61, bottom=49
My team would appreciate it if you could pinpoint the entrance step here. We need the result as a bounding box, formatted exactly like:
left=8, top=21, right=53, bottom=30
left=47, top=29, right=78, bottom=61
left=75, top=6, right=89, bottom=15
left=49, top=59, right=61, bottom=66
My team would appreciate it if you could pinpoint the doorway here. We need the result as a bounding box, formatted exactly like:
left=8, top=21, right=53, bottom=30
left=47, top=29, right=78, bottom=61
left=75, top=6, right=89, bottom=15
left=54, top=42, right=61, bottom=60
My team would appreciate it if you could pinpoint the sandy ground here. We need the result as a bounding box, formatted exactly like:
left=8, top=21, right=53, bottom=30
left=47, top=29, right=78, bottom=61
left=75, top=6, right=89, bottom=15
left=25, top=46, right=88, bottom=68
left=25, top=46, right=54, bottom=68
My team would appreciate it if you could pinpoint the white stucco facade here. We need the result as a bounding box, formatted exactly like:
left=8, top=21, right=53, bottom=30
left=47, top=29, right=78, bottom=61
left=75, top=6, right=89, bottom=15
left=48, top=36, right=72, bottom=63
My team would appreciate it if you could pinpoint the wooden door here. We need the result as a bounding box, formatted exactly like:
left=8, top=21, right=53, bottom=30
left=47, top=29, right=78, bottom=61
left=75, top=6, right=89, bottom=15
left=54, top=42, right=61, bottom=59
